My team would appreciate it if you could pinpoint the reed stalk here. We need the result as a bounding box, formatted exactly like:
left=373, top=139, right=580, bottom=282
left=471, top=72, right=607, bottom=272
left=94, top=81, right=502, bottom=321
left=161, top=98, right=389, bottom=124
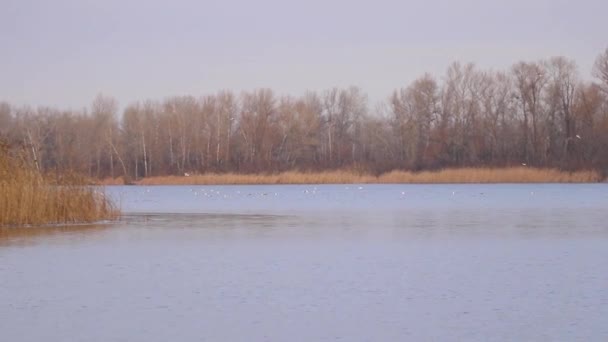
left=0, top=149, right=119, bottom=227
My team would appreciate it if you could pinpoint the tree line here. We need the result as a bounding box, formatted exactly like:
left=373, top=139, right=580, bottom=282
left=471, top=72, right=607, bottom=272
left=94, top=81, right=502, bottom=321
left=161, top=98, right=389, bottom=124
left=1, top=48, right=608, bottom=180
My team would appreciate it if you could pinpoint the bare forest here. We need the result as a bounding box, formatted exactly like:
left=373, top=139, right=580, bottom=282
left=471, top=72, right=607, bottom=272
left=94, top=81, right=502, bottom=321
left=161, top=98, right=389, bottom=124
left=2, top=49, right=608, bottom=181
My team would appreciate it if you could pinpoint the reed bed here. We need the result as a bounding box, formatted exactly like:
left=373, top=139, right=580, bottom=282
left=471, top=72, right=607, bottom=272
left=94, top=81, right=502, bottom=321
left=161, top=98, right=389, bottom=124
left=97, top=176, right=129, bottom=185
left=135, top=171, right=369, bottom=185
left=378, top=167, right=602, bottom=183
left=0, top=153, right=119, bottom=227
left=135, top=167, right=603, bottom=185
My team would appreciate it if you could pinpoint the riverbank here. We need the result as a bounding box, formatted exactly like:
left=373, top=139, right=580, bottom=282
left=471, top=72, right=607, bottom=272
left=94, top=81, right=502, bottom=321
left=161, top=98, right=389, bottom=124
left=99, top=167, right=603, bottom=185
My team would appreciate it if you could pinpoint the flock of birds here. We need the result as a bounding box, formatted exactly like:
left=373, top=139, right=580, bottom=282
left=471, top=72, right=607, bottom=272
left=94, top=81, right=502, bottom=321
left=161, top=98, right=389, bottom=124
left=133, top=185, right=541, bottom=202
left=132, top=185, right=535, bottom=206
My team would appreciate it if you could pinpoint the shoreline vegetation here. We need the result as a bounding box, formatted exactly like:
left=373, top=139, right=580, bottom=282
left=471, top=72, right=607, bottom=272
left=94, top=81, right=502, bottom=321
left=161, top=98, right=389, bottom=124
left=1, top=49, right=608, bottom=183
left=0, top=148, right=119, bottom=228
left=98, top=167, right=603, bottom=185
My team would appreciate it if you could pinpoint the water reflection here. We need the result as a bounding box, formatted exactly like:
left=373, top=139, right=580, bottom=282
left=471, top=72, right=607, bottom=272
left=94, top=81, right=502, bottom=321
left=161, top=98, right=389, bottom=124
left=120, top=213, right=291, bottom=229
left=1, top=206, right=607, bottom=248
left=0, top=224, right=110, bottom=247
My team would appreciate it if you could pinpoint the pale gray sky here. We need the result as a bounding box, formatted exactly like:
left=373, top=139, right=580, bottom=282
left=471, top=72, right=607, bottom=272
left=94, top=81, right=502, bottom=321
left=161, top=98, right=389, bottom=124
left=1, top=0, right=607, bottom=108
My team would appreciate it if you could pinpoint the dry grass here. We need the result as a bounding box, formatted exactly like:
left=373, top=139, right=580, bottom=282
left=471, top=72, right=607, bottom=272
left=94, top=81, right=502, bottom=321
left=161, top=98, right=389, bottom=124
left=136, top=171, right=375, bottom=185
left=135, top=167, right=603, bottom=185
left=378, top=167, right=602, bottom=183
left=97, top=176, right=129, bottom=185
left=0, top=152, right=119, bottom=227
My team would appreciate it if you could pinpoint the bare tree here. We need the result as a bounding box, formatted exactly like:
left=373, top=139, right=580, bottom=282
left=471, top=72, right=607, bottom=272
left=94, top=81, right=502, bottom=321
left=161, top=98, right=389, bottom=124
left=235, top=89, right=278, bottom=171
left=91, top=94, right=123, bottom=178
left=321, top=87, right=367, bottom=167
left=390, top=74, right=438, bottom=169
left=593, top=48, right=608, bottom=93
left=275, top=94, right=323, bottom=169
left=13, top=107, right=47, bottom=171
left=477, top=71, right=514, bottom=165
left=512, top=61, right=547, bottom=165
left=442, top=62, right=485, bottom=166
left=215, top=91, right=238, bottom=169
left=546, top=57, right=579, bottom=166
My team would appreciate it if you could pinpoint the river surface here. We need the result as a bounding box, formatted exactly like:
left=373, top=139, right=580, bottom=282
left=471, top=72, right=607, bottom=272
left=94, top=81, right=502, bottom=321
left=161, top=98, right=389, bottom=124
left=1, top=184, right=608, bottom=341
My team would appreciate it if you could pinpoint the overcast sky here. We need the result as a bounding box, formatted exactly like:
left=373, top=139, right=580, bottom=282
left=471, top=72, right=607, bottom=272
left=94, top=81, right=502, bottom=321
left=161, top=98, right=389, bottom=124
left=1, top=0, right=607, bottom=109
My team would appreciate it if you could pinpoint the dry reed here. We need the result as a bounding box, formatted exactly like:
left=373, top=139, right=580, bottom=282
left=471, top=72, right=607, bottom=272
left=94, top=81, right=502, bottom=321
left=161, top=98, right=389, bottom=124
left=378, top=167, right=602, bottom=183
left=97, top=176, right=129, bottom=185
left=0, top=151, right=119, bottom=227
left=135, top=167, right=603, bottom=185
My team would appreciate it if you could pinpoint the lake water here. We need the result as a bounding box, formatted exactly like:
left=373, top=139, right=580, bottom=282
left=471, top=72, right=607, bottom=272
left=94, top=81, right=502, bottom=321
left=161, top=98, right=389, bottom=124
left=1, top=184, right=608, bottom=341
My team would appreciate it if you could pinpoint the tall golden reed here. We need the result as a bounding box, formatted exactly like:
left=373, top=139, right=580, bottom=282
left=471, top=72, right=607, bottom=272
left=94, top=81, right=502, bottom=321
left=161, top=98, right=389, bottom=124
left=0, top=149, right=119, bottom=227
